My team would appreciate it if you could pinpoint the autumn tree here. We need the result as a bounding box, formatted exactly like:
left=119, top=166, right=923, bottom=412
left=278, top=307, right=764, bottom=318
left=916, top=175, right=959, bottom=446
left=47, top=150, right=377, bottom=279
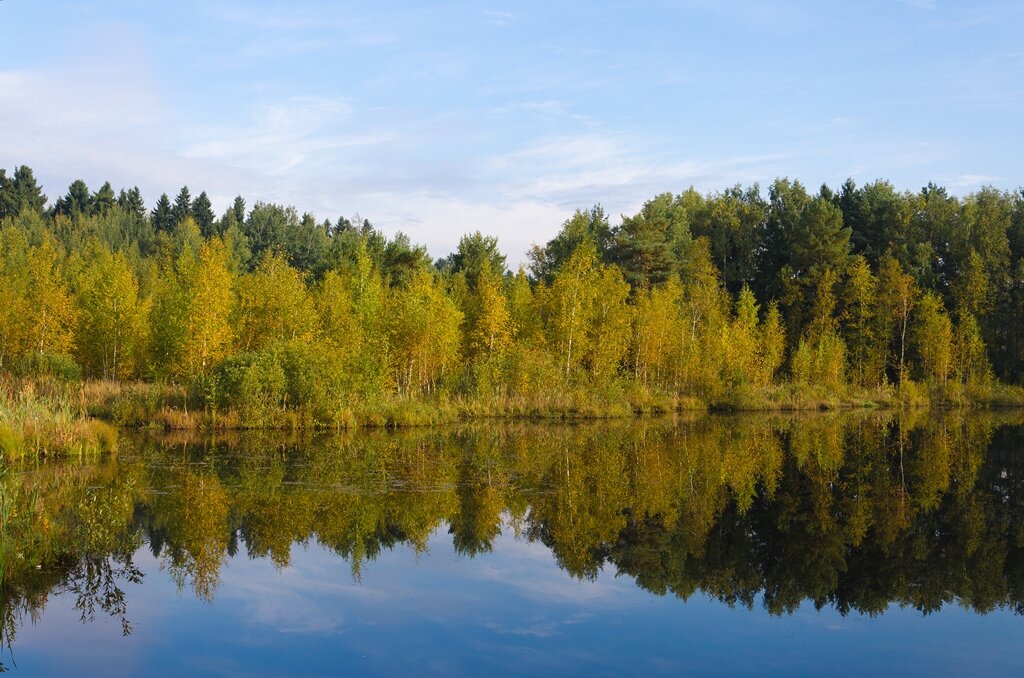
left=235, top=253, right=317, bottom=352
left=913, top=292, right=953, bottom=387
left=74, top=244, right=149, bottom=379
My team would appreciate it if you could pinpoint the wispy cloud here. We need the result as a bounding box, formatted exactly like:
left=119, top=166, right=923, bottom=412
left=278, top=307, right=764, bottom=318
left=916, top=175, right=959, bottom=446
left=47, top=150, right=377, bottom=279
left=899, top=0, right=938, bottom=10
left=945, top=173, right=1001, bottom=189
left=483, top=9, right=515, bottom=26
left=182, top=96, right=391, bottom=175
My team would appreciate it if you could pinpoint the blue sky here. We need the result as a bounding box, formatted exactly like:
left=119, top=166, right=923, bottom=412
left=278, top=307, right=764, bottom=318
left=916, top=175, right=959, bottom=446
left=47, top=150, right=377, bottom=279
left=1, top=1, right=1022, bottom=261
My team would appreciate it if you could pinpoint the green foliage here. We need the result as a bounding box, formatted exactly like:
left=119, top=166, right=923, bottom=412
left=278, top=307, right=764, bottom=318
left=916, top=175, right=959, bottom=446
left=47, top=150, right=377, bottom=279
left=913, top=292, right=954, bottom=387
left=215, top=352, right=287, bottom=419
left=9, top=352, right=82, bottom=383
left=2, top=163, right=1023, bottom=421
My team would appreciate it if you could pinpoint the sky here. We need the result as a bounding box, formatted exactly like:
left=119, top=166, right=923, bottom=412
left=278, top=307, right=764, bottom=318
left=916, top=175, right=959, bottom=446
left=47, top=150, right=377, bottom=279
left=1, top=0, right=1022, bottom=262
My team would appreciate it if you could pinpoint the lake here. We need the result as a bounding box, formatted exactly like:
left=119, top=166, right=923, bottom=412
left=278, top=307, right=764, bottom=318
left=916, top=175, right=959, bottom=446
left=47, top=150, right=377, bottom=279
left=2, top=411, right=1024, bottom=676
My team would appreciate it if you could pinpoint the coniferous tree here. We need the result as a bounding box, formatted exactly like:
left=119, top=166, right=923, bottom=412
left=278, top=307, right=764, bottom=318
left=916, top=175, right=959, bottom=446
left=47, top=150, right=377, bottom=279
left=92, top=181, right=116, bottom=216
left=0, top=169, right=15, bottom=219
left=231, top=196, right=246, bottom=228
left=54, top=179, right=92, bottom=218
left=152, top=193, right=174, bottom=233
left=0, top=166, right=47, bottom=218
left=192, top=191, right=216, bottom=237
left=171, top=186, right=193, bottom=226
left=614, top=193, right=690, bottom=289
left=117, top=187, right=147, bottom=221
left=3, top=161, right=1024, bottom=408
left=441, top=232, right=507, bottom=288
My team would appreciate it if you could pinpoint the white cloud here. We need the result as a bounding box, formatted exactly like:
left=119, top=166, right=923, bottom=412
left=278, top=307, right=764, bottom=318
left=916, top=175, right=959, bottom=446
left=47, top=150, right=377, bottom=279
left=945, top=173, right=1001, bottom=189
left=181, top=96, right=392, bottom=176
left=482, top=9, right=515, bottom=26
left=899, top=0, right=938, bottom=10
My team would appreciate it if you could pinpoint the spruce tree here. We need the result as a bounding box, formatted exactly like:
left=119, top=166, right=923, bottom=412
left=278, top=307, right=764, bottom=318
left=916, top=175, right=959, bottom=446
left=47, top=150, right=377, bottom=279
left=171, top=185, right=192, bottom=226
left=192, top=191, right=216, bottom=236
left=92, top=181, right=116, bottom=215
left=152, top=193, right=174, bottom=233
left=117, top=187, right=147, bottom=221
left=12, top=165, right=47, bottom=215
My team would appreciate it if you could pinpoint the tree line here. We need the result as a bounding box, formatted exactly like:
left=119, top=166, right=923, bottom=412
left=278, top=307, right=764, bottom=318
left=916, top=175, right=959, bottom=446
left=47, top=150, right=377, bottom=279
left=1, top=164, right=1023, bottom=415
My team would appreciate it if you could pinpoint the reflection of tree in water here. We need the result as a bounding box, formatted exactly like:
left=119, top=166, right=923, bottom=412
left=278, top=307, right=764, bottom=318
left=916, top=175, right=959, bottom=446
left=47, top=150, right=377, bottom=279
left=1, top=549, right=144, bottom=671
left=3, top=412, right=1024, bottom=653
left=61, top=552, right=143, bottom=636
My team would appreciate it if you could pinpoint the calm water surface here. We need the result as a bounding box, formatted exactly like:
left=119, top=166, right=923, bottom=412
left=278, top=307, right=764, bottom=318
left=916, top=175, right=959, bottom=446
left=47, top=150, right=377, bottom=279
left=2, top=412, right=1024, bottom=676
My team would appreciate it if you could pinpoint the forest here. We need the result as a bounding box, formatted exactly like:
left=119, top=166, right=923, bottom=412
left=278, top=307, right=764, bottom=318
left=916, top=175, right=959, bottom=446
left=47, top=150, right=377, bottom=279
left=1, top=163, right=1024, bottom=433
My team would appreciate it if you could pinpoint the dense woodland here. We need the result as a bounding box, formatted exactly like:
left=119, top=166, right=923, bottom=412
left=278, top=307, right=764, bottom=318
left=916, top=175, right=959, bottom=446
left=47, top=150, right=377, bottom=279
left=1, top=164, right=1023, bottom=421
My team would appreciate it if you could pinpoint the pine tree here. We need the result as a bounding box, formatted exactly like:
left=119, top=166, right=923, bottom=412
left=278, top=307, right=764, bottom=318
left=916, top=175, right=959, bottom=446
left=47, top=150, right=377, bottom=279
left=11, top=165, right=46, bottom=215
left=54, top=180, right=92, bottom=218
left=231, top=196, right=246, bottom=228
left=117, top=187, right=147, bottom=221
left=614, top=193, right=689, bottom=288
left=0, top=169, right=14, bottom=219
left=172, top=186, right=193, bottom=226
left=92, top=181, right=116, bottom=216
left=192, top=191, right=216, bottom=237
left=152, top=193, right=174, bottom=233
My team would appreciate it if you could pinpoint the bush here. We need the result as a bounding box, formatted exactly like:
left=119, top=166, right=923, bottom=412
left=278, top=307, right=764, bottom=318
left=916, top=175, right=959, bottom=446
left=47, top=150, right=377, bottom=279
left=10, top=352, right=82, bottom=383
left=206, top=342, right=352, bottom=424
left=215, top=352, right=286, bottom=420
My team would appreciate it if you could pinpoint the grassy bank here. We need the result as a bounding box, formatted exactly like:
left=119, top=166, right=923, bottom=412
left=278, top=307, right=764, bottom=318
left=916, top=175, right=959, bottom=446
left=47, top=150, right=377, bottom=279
left=3, top=376, right=1024, bottom=445
left=76, top=378, right=1024, bottom=431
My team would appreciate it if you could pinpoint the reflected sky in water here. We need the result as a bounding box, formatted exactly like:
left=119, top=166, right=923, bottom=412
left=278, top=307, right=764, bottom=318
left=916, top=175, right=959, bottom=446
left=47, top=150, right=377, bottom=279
left=4, top=414, right=1024, bottom=675
left=9, top=520, right=1023, bottom=677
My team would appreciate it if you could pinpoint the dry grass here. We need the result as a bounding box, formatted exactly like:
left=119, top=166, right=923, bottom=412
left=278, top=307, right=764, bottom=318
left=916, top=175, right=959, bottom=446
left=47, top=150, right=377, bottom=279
left=0, top=378, right=117, bottom=459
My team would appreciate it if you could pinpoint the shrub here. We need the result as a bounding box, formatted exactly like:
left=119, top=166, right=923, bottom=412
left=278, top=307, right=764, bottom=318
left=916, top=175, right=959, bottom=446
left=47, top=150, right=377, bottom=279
left=10, top=352, right=82, bottom=383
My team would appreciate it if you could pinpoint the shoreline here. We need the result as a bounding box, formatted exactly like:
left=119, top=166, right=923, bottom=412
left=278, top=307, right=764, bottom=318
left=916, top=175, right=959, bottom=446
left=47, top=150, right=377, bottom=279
left=5, top=378, right=1024, bottom=459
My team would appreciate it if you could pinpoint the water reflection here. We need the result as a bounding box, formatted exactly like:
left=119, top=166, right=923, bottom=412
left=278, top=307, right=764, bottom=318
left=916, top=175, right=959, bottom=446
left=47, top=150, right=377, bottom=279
left=2, top=411, right=1024, bottom=668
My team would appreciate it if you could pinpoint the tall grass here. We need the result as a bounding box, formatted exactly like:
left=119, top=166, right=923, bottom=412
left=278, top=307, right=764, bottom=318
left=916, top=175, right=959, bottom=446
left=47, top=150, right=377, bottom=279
left=6, top=373, right=1024, bottom=439
left=0, top=378, right=117, bottom=459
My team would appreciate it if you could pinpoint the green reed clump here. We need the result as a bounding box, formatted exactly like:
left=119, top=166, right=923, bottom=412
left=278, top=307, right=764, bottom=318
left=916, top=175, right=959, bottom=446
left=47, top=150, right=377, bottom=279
left=0, top=379, right=117, bottom=459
